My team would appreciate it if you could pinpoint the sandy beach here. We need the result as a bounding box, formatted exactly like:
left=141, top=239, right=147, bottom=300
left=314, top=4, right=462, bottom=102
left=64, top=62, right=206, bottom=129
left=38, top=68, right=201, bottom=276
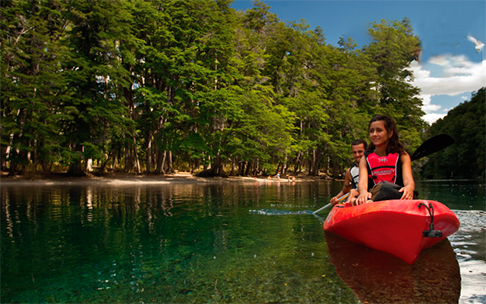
left=0, top=172, right=324, bottom=186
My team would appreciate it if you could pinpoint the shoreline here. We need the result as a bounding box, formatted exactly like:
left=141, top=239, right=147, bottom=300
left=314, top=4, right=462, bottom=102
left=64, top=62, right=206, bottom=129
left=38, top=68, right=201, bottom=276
left=0, top=172, right=335, bottom=186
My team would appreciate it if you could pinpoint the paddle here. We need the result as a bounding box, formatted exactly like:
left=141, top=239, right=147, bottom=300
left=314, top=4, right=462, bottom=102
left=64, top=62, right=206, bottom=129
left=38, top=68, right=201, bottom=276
left=312, top=193, right=349, bottom=214
left=410, top=134, right=455, bottom=161
left=312, top=134, right=454, bottom=213
left=312, top=204, right=331, bottom=215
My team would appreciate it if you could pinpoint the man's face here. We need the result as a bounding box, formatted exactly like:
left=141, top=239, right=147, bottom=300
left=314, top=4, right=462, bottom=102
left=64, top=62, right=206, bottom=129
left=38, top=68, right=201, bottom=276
left=351, top=143, right=365, bottom=163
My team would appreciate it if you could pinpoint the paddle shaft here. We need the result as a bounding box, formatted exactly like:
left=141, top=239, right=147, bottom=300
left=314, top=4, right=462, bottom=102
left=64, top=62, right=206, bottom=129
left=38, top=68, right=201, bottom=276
left=313, top=193, right=349, bottom=214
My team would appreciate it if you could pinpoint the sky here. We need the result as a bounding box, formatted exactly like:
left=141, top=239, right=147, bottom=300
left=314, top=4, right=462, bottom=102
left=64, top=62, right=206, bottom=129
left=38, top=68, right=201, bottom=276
left=231, top=0, right=486, bottom=124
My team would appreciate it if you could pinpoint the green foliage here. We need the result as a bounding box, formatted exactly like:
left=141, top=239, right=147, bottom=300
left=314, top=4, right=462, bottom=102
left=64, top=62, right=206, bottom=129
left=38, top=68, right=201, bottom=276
left=422, top=88, right=485, bottom=179
left=362, top=18, right=425, bottom=153
left=1, top=0, right=438, bottom=177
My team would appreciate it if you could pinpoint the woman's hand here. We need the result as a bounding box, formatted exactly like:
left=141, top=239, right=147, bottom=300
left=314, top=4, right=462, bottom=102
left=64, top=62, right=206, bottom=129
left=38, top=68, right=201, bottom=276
left=355, top=191, right=371, bottom=206
left=399, top=152, right=415, bottom=200
left=399, top=185, right=415, bottom=200
left=346, top=189, right=359, bottom=204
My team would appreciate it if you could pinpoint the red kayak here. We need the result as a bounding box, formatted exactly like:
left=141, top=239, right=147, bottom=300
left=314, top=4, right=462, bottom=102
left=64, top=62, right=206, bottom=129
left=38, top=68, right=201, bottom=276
left=323, top=200, right=460, bottom=264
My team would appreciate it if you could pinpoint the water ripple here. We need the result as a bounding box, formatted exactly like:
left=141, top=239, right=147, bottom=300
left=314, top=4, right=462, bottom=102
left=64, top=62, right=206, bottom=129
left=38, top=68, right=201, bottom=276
left=453, top=210, right=486, bottom=232
left=249, top=208, right=312, bottom=215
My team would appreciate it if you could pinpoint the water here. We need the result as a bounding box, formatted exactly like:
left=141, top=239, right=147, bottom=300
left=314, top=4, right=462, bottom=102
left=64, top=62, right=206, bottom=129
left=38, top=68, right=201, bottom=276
left=1, top=179, right=485, bottom=303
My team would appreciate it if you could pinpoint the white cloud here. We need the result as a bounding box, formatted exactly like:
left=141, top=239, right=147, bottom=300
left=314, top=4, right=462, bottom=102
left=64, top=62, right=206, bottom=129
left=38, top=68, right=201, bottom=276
left=408, top=56, right=486, bottom=124
left=428, top=55, right=449, bottom=66
left=423, top=113, right=447, bottom=124
left=420, top=94, right=442, bottom=112
left=411, top=56, right=485, bottom=96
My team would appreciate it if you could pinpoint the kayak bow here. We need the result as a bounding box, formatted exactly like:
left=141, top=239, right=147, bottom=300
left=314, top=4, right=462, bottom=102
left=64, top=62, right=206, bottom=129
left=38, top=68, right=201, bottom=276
left=323, top=200, right=460, bottom=264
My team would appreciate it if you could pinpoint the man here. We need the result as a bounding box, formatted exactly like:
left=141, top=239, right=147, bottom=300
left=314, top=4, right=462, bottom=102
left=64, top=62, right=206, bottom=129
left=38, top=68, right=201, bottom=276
left=330, top=139, right=368, bottom=205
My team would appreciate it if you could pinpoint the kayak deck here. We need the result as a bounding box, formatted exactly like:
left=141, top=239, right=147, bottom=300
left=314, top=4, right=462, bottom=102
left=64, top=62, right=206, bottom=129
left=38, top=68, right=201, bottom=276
left=323, top=200, right=460, bottom=264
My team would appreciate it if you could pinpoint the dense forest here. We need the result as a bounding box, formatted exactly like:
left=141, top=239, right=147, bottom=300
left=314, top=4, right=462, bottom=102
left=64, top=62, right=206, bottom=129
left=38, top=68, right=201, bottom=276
left=1, top=0, right=479, bottom=179
left=422, top=88, right=485, bottom=179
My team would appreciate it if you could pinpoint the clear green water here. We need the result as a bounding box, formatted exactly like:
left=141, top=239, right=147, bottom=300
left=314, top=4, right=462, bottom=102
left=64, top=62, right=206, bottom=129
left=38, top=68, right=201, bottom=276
left=1, top=179, right=485, bottom=303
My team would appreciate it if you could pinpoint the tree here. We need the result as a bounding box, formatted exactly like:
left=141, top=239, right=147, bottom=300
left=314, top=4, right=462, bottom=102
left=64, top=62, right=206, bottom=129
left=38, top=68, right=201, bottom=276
left=1, top=0, right=72, bottom=174
left=61, top=0, right=134, bottom=176
left=1, top=1, right=430, bottom=178
left=422, top=88, right=485, bottom=179
left=362, top=18, right=425, bottom=152
left=321, top=41, right=372, bottom=176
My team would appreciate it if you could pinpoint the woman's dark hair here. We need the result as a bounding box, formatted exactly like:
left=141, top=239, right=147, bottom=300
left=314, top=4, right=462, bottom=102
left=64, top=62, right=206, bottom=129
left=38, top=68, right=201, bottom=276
left=368, top=114, right=404, bottom=154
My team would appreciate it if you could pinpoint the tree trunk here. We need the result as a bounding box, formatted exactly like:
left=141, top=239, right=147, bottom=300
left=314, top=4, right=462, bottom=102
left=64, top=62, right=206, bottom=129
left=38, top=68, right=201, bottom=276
left=67, top=161, right=85, bottom=177
left=1, top=141, right=8, bottom=170
left=294, top=151, right=302, bottom=173
left=166, top=151, right=172, bottom=174
left=253, top=159, right=259, bottom=176
left=154, top=147, right=165, bottom=174
left=113, top=151, right=118, bottom=172
left=309, top=147, right=322, bottom=176
left=133, top=145, right=141, bottom=174
left=210, top=152, right=224, bottom=175
left=238, top=161, right=245, bottom=176
left=145, top=133, right=152, bottom=174
left=86, top=158, right=93, bottom=172
left=67, top=144, right=86, bottom=177
left=127, top=135, right=141, bottom=174
left=244, top=161, right=251, bottom=176
left=230, top=158, right=236, bottom=176
left=124, top=145, right=131, bottom=173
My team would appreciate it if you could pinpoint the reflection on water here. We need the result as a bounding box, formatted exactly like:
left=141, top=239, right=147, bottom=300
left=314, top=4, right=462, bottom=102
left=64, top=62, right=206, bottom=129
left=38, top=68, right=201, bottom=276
left=415, top=180, right=485, bottom=210
left=1, top=180, right=485, bottom=303
left=326, top=232, right=461, bottom=303
left=450, top=210, right=486, bottom=304
left=1, top=182, right=358, bottom=303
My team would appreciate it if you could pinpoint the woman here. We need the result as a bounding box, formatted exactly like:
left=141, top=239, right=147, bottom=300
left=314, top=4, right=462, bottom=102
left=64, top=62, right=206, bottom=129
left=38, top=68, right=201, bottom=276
left=355, top=115, right=415, bottom=205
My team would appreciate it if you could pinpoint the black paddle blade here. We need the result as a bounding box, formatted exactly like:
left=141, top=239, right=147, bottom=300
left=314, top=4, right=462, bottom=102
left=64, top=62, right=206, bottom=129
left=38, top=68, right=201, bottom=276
left=411, top=134, right=455, bottom=161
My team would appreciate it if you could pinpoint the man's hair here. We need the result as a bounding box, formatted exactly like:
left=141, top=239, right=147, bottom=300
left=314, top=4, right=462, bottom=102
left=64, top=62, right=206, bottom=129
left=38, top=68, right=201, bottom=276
left=351, top=139, right=368, bottom=149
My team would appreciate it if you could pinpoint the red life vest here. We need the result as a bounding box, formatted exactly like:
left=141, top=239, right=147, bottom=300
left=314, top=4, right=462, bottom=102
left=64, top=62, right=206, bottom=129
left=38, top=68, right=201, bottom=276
left=365, top=151, right=401, bottom=186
